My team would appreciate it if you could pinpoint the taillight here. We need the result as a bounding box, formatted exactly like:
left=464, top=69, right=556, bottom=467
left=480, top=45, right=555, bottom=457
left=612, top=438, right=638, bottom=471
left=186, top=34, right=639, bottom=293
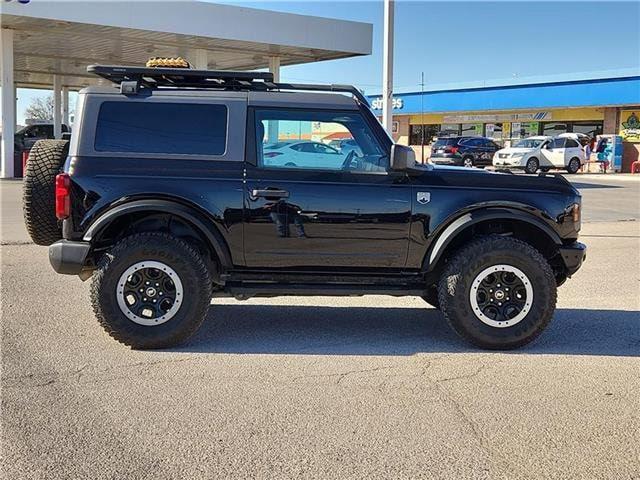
left=55, top=173, right=71, bottom=219
left=264, top=152, right=282, bottom=158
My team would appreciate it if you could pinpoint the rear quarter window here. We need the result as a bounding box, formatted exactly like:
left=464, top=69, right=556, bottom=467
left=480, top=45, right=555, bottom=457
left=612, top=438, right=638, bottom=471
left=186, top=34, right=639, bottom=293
left=433, top=138, right=459, bottom=147
left=94, top=102, right=228, bottom=155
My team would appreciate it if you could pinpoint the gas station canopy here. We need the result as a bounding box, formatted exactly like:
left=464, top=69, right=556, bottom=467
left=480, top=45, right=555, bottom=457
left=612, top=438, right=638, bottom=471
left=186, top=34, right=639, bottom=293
left=0, top=0, right=373, bottom=177
left=1, top=0, right=372, bottom=89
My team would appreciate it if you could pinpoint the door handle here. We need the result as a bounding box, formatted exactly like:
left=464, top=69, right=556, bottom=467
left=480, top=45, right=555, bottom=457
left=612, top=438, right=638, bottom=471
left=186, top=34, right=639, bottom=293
left=250, top=188, right=289, bottom=200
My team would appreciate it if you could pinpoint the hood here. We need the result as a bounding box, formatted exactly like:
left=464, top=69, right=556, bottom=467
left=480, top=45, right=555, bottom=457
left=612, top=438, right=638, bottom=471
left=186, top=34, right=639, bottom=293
left=425, top=165, right=577, bottom=195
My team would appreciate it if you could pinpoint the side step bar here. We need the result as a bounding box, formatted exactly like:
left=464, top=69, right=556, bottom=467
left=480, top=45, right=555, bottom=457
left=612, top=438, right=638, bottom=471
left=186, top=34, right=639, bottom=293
left=213, top=282, right=427, bottom=299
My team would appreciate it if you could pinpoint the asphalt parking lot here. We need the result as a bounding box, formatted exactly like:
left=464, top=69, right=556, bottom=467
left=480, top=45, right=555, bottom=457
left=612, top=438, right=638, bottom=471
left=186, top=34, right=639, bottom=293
left=1, top=174, right=639, bottom=479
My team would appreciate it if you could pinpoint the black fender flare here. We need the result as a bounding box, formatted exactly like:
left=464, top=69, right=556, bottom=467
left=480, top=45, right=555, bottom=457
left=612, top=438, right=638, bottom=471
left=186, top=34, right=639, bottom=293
left=82, top=199, right=233, bottom=269
left=423, top=207, right=562, bottom=272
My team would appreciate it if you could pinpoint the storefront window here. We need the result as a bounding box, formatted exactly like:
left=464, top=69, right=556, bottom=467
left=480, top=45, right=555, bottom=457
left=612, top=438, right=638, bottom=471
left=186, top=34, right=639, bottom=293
left=409, top=124, right=440, bottom=145
left=510, top=122, right=539, bottom=140
left=440, top=123, right=460, bottom=137
left=485, top=123, right=503, bottom=140
left=461, top=123, right=482, bottom=136
left=541, top=122, right=568, bottom=136
left=571, top=122, right=603, bottom=139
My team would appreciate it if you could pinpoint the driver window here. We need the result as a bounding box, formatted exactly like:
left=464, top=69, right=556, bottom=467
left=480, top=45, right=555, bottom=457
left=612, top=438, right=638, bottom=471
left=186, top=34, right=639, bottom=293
left=255, top=109, right=387, bottom=172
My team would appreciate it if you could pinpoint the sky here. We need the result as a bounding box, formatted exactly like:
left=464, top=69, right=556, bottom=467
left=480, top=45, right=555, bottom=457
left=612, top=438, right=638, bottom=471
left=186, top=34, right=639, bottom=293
left=15, top=0, right=640, bottom=124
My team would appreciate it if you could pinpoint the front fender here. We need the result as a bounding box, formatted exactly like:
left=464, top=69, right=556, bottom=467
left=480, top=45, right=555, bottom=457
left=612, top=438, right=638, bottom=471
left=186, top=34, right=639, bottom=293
left=423, top=207, right=563, bottom=271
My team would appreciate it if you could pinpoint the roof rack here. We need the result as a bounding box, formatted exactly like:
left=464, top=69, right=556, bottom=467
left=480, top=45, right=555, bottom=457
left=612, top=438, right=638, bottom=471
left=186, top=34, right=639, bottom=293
left=87, top=65, right=369, bottom=106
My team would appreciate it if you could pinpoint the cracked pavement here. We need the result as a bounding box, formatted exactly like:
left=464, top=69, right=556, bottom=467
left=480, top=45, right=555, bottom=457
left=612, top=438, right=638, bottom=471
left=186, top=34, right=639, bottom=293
left=1, top=176, right=639, bottom=479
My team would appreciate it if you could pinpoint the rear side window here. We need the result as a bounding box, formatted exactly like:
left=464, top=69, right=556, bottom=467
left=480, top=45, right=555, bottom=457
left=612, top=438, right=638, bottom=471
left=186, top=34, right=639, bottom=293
left=94, top=102, right=227, bottom=155
left=433, top=138, right=459, bottom=147
left=565, top=139, right=580, bottom=148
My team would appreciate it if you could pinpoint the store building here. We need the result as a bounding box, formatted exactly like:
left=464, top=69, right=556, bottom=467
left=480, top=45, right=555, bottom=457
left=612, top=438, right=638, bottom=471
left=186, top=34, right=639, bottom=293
left=369, top=75, right=640, bottom=171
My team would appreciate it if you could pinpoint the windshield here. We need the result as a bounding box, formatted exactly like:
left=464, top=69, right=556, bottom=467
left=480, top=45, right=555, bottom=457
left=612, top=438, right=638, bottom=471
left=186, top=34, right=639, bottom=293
left=514, top=138, right=545, bottom=148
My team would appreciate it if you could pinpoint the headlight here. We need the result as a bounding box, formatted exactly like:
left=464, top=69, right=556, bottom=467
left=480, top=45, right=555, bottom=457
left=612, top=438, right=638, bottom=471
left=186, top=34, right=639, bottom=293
left=511, top=152, right=525, bottom=158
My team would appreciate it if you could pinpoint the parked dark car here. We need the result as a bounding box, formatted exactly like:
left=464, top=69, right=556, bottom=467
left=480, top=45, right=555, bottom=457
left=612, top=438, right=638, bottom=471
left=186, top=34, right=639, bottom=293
left=2, top=123, right=71, bottom=177
left=23, top=63, right=586, bottom=351
left=430, top=136, right=501, bottom=168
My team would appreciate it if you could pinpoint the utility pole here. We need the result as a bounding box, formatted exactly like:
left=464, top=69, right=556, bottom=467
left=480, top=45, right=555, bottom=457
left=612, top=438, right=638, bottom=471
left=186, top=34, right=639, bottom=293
left=382, top=0, right=394, bottom=134
left=420, top=71, right=425, bottom=163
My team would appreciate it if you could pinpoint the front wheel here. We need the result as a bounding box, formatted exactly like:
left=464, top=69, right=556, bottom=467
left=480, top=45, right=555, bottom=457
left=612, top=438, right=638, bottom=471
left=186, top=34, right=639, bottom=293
left=462, top=156, right=474, bottom=168
left=566, top=157, right=581, bottom=174
left=524, top=157, right=539, bottom=174
left=438, top=235, right=557, bottom=350
left=90, top=233, right=212, bottom=349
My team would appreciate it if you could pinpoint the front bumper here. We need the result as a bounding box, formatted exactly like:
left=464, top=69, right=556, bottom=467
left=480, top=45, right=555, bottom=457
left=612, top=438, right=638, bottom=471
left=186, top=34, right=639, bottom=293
left=493, top=160, right=524, bottom=168
left=49, top=240, right=91, bottom=275
left=559, top=241, right=587, bottom=276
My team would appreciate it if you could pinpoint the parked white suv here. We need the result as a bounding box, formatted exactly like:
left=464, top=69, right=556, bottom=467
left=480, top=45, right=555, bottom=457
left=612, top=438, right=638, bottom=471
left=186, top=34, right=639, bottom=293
left=493, top=135, right=586, bottom=174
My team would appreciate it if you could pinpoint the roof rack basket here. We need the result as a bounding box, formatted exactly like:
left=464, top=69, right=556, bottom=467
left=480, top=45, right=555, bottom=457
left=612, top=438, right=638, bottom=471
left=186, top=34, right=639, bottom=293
left=87, top=65, right=369, bottom=105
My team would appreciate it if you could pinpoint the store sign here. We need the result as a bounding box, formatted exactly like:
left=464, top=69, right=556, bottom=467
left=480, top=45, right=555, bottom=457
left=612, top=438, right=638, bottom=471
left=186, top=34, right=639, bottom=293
left=619, top=110, right=640, bottom=143
left=370, top=97, right=404, bottom=110
left=443, top=112, right=550, bottom=123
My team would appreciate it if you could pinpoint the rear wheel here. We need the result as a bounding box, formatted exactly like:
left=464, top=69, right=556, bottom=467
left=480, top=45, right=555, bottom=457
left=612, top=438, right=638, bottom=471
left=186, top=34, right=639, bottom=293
left=438, top=235, right=556, bottom=350
left=566, top=157, right=581, bottom=174
left=22, top=139, right=69, bottom=246
left=524, top=157, right=539, bottom=174
left=90, top=233, right=212, bottom=349
left=463, top=156, right=474, bottom=168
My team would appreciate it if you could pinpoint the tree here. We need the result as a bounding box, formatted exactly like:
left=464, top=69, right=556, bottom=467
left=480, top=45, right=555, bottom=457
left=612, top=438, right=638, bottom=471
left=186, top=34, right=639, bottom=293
left=24, top=94, right=54, bottom=121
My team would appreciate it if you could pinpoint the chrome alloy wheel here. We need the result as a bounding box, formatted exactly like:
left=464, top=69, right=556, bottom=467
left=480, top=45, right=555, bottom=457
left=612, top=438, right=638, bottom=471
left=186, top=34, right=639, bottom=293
left=469, top=264, right=533, bottom=328
left=116, top=261, right=183, bottom=326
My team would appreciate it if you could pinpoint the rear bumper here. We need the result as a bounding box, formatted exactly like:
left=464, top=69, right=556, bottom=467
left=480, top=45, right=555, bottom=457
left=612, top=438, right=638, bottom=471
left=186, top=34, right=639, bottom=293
left=559, top=241, right=587, bottom=276
left=49, top=240, right=91, bottom=275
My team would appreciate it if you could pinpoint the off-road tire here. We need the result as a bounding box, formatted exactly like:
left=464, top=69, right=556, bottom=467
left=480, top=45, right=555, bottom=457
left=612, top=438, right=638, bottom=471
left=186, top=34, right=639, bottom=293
left=90, top=233, right=212, bottom=349
left=524, top=157, right=539, bottom=174
left=22, top=139, right=69, bottom=246
left=566, top=157, right=581, bottom=174
left=421, top=285, right=440, bottom=310
left=437, top=235, right=556, bottom=350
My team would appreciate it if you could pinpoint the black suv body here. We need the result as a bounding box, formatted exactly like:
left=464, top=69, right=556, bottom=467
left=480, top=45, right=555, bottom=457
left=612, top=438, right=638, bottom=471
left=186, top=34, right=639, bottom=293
left=430, top=136, right=501, bottom=168
left=24, top=65, right=586, bottom=350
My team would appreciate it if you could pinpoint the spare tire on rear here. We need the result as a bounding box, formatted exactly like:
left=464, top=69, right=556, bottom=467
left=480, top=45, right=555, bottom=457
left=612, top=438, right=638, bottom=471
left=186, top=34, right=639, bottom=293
left=23, top=139, right=70, bottom=246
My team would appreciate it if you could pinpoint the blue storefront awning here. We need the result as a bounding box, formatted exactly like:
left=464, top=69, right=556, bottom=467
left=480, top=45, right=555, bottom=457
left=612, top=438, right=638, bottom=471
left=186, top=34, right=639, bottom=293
left=369, top=76, right=640, bottom=115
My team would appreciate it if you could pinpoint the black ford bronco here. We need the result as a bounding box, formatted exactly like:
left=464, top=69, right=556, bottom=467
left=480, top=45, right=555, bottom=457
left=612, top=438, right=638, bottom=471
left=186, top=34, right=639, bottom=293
left=23, top=64, right=586, bottom=350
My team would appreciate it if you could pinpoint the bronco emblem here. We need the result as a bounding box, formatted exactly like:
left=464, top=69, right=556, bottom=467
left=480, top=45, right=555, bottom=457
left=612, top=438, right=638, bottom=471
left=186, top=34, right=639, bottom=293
left=417, top=192, right=431, bottom=204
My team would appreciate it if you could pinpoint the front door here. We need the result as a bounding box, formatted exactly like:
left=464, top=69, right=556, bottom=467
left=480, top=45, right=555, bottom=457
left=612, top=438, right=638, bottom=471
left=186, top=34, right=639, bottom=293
left=243, top=107, right=412, bottom=269
left=541, top=137, right=567, bottom=167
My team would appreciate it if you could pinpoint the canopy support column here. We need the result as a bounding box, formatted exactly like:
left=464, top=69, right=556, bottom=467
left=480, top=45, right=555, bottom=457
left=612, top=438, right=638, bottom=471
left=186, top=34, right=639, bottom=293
left=1, top=29, right=15, bottom=178
left=53, top=75, right=62, bottom=139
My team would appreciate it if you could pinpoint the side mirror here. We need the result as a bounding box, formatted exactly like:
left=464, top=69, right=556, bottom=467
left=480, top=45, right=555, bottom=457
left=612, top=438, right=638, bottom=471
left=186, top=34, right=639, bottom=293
left=390, top=144, right=416, bottom=171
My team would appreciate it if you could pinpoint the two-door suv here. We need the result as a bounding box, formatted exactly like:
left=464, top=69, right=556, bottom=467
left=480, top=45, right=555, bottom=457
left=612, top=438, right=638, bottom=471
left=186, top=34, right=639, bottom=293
left=23, top=62, right=586, bottom=350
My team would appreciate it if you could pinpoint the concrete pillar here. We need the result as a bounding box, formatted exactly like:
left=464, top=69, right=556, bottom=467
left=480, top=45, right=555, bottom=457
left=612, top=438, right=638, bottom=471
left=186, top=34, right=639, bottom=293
left=1, top=29, right=15, bottom=178
left=194, top=49, right=208, bottom=70
left=268, top=56, right=281, bottom=82
left=62, top=86, right=69, bottom=127
left=53, top=75, right=62, bottom=139
left=267, top=56, right=281, bottom=143
left=603, top=107, right=618, bottom=134
left=382, top=0, right=395, bottom=134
